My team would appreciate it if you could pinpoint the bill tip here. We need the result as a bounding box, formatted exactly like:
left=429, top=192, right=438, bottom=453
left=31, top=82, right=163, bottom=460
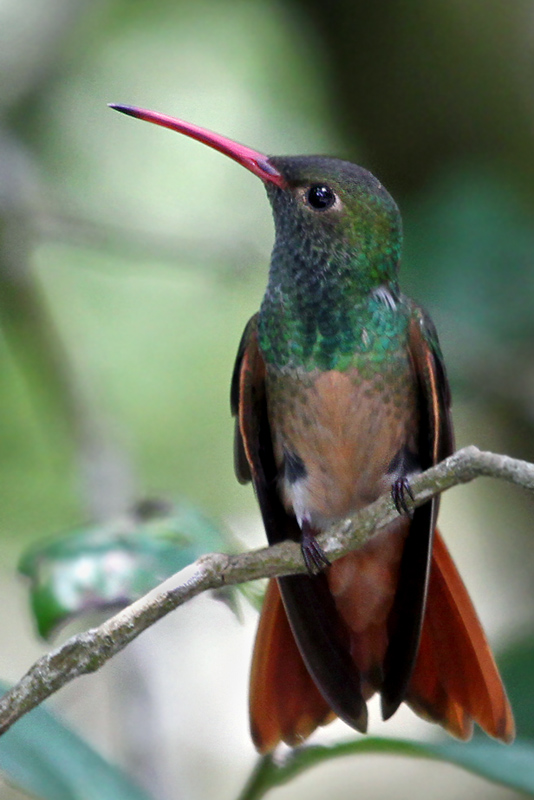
left=108, top=103, right=137, bottom=117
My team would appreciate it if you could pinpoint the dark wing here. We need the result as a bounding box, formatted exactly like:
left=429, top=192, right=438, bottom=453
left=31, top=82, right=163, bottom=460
left=231, top=314, right=258, bottom=484
left=381, top=305, right=454, bottom=719
left=232, top=317, right=367, bottom=745
left=249, top=578, right=334, bottom=752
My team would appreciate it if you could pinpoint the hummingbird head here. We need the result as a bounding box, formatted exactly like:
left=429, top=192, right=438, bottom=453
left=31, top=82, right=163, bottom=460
left=110, top=105, right=404, bottom=367
left=264, top=155, right=402, bottom=292
left=109, top=104, right=401, bottom=292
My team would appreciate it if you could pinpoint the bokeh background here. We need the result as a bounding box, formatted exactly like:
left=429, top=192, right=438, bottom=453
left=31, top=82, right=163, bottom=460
left=1, top=1, right=534, bottom=798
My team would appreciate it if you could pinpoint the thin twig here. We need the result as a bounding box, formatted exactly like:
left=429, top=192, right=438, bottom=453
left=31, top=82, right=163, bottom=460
left=0, top=445, right=533, bottom=736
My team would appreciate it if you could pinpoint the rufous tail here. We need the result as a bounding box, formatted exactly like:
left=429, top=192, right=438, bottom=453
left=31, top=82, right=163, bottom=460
left=249, top=530, right=514, bottom=751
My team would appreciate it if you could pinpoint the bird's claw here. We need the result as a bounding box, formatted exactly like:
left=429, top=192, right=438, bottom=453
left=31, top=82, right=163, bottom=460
left=301, top=523, right=330, bottom=576
left=391, top=476, right=415, bottom=516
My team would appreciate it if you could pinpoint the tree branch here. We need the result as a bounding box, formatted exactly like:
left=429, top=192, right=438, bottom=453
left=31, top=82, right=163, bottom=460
left=1, top=445, right=533, bottom=736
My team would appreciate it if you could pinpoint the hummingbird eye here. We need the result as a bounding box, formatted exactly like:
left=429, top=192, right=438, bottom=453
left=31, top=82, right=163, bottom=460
left=305, top=184, right=336, bottom=211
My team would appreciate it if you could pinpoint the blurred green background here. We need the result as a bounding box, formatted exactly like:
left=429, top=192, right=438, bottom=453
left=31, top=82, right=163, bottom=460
left=1, top=1, right=534, bottom=799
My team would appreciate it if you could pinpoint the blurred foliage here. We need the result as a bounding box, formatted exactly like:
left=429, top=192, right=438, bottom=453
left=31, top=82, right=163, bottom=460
left=1, top=1, right=534, bottom=799
left=19, top=498, right=233, bottom=638
left=0, top=681, right=155, bottom=800
left=498, top=635, right=534, bottom=741
left=238, top=737, right=534, bottom=800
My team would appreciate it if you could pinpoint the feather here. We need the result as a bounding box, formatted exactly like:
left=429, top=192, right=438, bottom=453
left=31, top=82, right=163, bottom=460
left=406, top=530, right=515, bottom=743
left=381, top=306, right=454, bottom=717
left=249, top=579, right=334, bottom=752
left=233, top=317, right=368, bottom=734
left=234, top=308, right=514, bottom=750
left=250, top=529, right=514, bottom=750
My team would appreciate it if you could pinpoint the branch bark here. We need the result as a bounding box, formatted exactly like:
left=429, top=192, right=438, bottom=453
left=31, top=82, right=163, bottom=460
left=1, top=445, right=533, bottom=736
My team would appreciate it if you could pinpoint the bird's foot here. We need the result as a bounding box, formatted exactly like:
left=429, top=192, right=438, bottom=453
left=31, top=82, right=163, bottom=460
left=301, top=521, right=330, bottom=576
left=391, top=476, right=415, bottom=517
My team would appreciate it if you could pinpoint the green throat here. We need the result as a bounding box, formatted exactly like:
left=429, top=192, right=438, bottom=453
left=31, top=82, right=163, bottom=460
left=257, top=155, right=406, bottom=373
left=258, top=276, right=410, bottom=373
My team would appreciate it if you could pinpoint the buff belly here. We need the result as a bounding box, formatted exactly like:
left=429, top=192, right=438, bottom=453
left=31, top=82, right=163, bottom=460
left=266, top=364, right=419, bottom=529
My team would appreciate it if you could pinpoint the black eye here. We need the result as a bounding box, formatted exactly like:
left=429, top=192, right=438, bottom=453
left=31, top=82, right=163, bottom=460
left=306, top=184, right=336, bottom=210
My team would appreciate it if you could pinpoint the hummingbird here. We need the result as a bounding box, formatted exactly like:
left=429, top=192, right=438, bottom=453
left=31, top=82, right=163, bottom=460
left=110, top=104, right=514, bottom=751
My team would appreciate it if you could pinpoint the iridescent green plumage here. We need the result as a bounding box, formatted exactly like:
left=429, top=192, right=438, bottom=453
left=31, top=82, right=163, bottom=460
left=258, top=156, right=404, bottom=371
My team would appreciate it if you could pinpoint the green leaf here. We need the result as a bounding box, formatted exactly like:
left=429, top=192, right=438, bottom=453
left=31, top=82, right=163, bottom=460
left=19, top=498, right=231, bottom=638
left=498, top=633, right=534, bottom=739
left=238, top=737, right=534, bottom=800
left=0, top=681, right=155, bottom=800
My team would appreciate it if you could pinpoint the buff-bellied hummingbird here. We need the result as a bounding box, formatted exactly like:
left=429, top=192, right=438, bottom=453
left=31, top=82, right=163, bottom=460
left=110, top=103, right=515, bottom=750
